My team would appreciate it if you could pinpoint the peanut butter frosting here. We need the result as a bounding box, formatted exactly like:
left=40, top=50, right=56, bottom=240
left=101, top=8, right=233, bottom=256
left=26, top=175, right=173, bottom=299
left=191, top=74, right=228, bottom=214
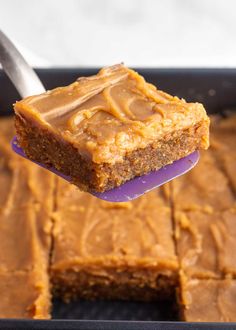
left=180, top=276, right=236, bottom=322
left=172, top=115, right=236, bottom=278
left=175, top=209, right=236, bottom=278
left=52, top=179, right=178, bottom=270
left=0, top=159, right=54, bottom=271
left=0, top=118, right=53, bottom=318
left=14, top=64, right=209, bottom=164
left=0, top=117, right=54, bottom=271
left=172, top=150, right=235, bottom=213
left=0, top=270, right=51, bottom=319
left=211, top=114, right=236, bottom=192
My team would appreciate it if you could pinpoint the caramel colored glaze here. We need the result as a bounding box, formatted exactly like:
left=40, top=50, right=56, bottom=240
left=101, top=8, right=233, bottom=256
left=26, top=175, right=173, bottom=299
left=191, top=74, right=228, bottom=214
left=172, top=150, right=235, bottom=212
left=180, top=275, right=236, bottom=322
left=175, top=209, right=236, bottom=278
left=0, top=149, right=55, bottom=271
left=210, top=114, right=236, bottom=192
left=51, top=179, right=178, bottom=272
left=0, top=270, right=51, bottom=319
left=0, top=118, right=53, bottom=318
left=14, top=64, right=209, bottom=164
left=172, top=115, right=236, bottom=278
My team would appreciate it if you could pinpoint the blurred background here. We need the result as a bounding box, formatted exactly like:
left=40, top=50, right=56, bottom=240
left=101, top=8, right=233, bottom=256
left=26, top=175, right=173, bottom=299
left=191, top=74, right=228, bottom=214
left=1, top=0, right=235, bottom=67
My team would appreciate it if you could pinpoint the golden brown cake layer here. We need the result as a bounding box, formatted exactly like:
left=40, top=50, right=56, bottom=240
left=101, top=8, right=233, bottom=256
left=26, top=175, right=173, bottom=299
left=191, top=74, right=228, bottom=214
left=0, top=118, right=54, bottom=318
left=14, top=64, right=209, bottom=192
left=179, top=275, right=236, bottom=322
left=51, top=179, right=178, bottom=302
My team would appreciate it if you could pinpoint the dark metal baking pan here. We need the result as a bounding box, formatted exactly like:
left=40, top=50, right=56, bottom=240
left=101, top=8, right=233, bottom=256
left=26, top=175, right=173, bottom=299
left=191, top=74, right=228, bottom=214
left=0, top=68, right=236, bottom=329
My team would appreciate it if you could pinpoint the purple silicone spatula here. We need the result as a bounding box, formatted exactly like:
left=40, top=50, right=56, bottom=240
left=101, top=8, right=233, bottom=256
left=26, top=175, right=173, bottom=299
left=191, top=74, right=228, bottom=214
left=1, top=30, right=199, bottom=202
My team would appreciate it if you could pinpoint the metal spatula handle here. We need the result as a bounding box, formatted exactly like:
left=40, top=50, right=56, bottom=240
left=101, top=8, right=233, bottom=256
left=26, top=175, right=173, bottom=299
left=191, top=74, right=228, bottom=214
left=0, top=30, right=45, bottom=98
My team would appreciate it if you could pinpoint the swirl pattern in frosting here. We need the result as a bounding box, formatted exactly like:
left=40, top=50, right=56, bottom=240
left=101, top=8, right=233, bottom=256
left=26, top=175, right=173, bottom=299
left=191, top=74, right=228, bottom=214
left=15, top=64, right=209, bottom=164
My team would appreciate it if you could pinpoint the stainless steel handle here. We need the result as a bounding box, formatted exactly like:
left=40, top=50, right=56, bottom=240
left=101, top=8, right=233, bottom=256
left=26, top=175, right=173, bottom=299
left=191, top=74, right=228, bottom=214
left=0, top=30, right=45, bottom=98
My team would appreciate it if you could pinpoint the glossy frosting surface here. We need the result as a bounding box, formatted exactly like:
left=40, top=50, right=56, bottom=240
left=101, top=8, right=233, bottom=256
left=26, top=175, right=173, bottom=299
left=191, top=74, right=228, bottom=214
left=0, top=118, right=53, bottom=318
left=15, top=65, right=209, bottom=164
left=173, top=115, right=236, bottom=278
left=52, top=179, right=178, bottom=270
left=181, top=277, right=236, bottom=322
